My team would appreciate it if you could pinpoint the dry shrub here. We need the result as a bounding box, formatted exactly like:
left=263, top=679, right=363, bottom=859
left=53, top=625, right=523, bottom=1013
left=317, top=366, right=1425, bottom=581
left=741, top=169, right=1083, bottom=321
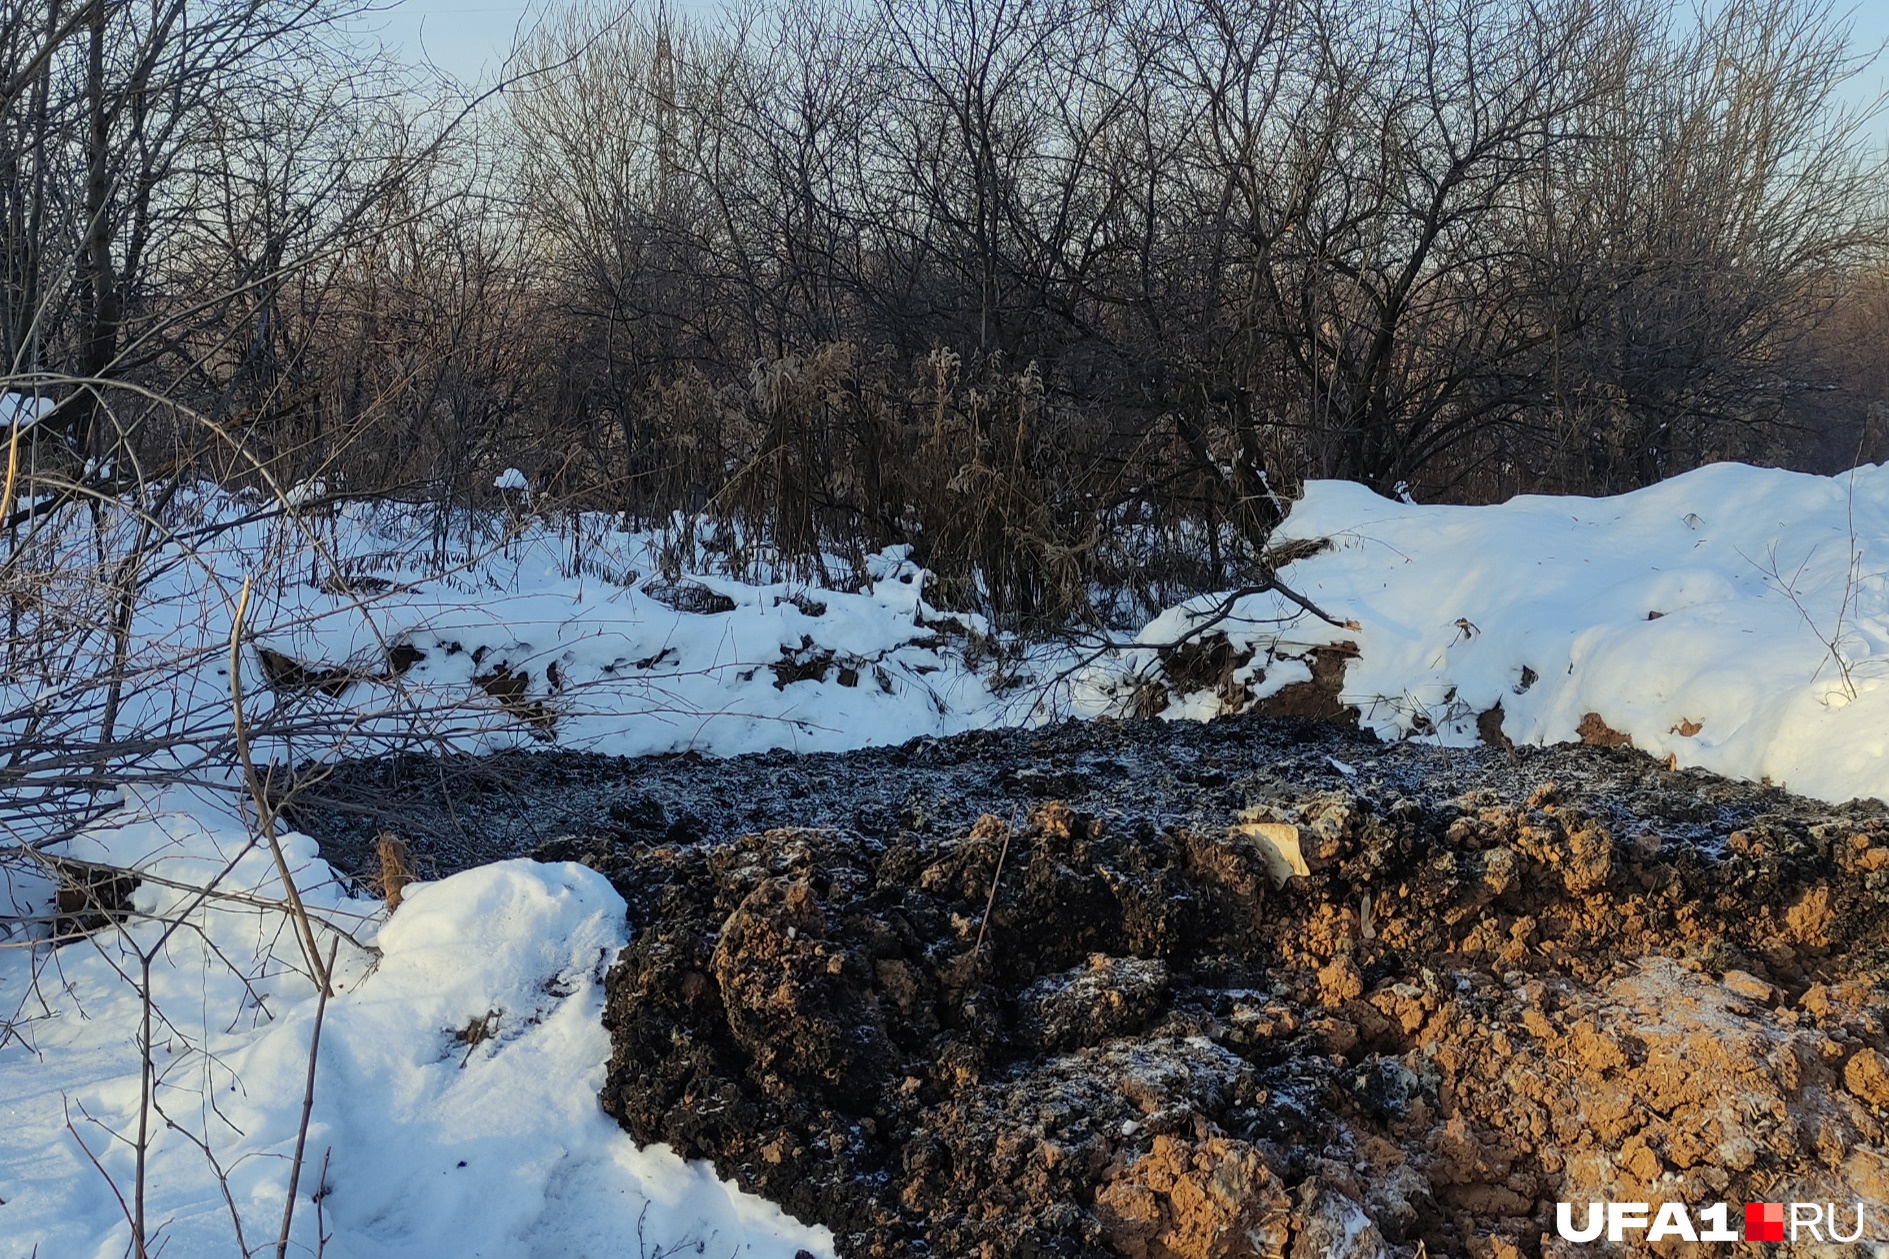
left=560, top=339, right=1198, bottom=628
left=374, top=832, right=414, bottom=912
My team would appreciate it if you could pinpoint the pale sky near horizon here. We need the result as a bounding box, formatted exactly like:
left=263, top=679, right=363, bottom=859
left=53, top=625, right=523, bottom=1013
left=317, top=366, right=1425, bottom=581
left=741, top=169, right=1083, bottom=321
left=366, top=0, right=540, bottom=81
left=370, top=0, right=1889, bottom=138
left=367, top=0, right=714, bottom=83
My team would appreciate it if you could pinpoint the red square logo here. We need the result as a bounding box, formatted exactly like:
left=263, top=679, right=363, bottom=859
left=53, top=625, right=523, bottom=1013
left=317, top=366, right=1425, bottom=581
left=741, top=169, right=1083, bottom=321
left=1745, top=1202, right=1784, bottom=1241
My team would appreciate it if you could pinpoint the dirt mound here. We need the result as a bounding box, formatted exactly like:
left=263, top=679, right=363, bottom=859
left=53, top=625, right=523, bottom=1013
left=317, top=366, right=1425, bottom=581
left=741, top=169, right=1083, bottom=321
left=591, top=783, right=1889, bottom=1257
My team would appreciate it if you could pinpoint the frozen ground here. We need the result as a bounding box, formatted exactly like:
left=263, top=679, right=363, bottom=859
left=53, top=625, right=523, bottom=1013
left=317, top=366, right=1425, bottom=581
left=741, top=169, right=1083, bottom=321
left=8, top=457, right=1889, bottom=1256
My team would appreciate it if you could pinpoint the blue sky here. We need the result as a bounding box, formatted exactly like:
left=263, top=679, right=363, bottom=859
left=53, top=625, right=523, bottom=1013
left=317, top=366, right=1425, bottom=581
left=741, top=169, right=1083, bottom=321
left=367, top=0, right=552, bottom=83
left=371, top=0, right=1889, bottom=132
left=368, top=0, right=712, bottom=83
left=1843, top=3, right=1889, bottom=122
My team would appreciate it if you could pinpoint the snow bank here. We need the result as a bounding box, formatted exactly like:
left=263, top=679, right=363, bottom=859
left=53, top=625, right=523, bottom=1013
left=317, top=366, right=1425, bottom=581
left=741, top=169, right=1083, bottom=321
left=6, top=491, right=1035, bottom=776
left=1091, top=462, right=1889, bottom=803
left=18, top=461, right=1889, bottom=803
left=0, top=800, right=832, bottom=1258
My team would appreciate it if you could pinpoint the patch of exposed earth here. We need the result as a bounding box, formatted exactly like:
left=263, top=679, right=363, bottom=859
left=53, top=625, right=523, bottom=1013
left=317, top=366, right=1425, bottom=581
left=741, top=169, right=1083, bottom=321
left=294, top=715, right=1828, bottom=879
left=291, top=719, right=1889, bottom=1258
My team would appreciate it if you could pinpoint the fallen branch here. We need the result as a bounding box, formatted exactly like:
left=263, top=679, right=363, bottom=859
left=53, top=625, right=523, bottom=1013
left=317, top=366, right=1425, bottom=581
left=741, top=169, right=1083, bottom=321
left=1035, top=565, right=1361, bottom=717
left=970, top=804, right=1022, bottom=971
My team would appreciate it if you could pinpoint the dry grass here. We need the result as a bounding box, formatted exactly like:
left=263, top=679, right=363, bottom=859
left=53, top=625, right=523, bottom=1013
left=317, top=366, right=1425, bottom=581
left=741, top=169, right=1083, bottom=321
left=374, top=832, right=415, bottom=912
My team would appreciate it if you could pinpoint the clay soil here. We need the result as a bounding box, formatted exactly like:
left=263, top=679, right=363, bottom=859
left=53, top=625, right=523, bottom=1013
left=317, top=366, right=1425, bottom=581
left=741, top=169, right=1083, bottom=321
left=293, top=717, right=1889, bottom=1257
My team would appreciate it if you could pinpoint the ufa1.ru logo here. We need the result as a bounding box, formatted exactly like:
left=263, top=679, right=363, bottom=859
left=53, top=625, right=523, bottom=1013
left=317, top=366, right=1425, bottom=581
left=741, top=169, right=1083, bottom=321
left=1556, top=1201, right=1867, bottom=1243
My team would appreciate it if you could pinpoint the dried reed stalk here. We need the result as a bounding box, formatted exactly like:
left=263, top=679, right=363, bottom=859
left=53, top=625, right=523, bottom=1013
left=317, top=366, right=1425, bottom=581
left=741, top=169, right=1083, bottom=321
left=375, top=832, right=414, bottom=911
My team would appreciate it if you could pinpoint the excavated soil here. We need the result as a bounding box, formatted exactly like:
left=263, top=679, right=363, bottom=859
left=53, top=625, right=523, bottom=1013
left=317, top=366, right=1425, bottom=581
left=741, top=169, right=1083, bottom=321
left=292, top=718, right=1889, bottom=1257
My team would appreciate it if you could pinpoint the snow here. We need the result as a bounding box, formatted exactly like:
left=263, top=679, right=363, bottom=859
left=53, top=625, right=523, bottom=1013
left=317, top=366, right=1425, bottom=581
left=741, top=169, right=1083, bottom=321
left=1085, top=461, right=1889, bottom=803
left=65, top=464, right=1889, bottom=801
left=0, top=391, right=53, bottom=430
left=0, top=793, right=833, bottom=1258
left=10, top=459, right=1889, bottom=1254
left=284, top=478, right=328, bottom=507
left=269, top=527, right=1026, bottom=758
left=494, top=468, right=528, bottom=492
left=0, top=494, right=1035, bottom=787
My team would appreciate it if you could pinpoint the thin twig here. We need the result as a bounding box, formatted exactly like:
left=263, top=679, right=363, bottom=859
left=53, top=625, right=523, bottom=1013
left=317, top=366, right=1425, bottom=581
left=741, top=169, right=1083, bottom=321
left=229, top=576, right=329, bottom=990
left=970, top=803, right=1022, bottom=966
left=277, top=936, right=340, bottom=1259
left=134, top=954, right=153, bottom=1257
left=314, top=1147, right=332, bottom=1258
left=64, top=1095, right=137, bottom=1247
left=148, top=1094, right=251, bottom=1257
left=16, top=848, right=379, bottom=952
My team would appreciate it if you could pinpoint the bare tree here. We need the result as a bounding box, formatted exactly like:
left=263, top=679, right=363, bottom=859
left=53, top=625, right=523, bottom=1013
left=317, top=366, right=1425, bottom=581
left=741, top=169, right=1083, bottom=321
left=1537, top=0, right=1887, bottom=490
left=484, top=0, right=1889, bottom=619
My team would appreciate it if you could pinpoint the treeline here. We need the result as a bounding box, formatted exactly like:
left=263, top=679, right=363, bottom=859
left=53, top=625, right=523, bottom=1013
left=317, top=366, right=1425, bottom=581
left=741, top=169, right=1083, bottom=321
left=3, top=0, right=1886, bottom=623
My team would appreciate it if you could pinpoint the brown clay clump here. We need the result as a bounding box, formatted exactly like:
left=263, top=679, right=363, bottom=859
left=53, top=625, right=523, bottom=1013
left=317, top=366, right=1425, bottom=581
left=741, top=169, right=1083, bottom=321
left=1095, top=1134, right=1292, bottom=1259
left=594, top=781, right=1889, bottom=1258
left=1576, top=712, right=1633, bottom=748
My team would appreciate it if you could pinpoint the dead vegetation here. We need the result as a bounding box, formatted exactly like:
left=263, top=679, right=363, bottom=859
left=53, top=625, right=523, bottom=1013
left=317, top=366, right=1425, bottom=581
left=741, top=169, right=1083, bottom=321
left=6, top=0, right=1887, bottom=640
left=375, top=832, right=415, bottom=911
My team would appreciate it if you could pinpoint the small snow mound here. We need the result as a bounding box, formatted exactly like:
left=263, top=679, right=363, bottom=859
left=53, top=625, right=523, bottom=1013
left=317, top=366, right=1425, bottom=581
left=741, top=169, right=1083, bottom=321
left=373, top=859, right=622, bottom=1005
left=494, top=467, right=528, bottom=491
left=0, top=391, right=53, bottom=429
left=0, top=805, right=834, bottom=1259
left=284, top=477, right=327, bottom=506
left=864, top=544, right=915, bottom=581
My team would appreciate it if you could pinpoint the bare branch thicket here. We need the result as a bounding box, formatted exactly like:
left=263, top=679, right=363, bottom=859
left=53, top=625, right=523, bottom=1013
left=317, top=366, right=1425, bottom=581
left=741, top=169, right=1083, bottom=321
left=1534, top=0, right=1889, bottom=492
left=0, top=0, right=551, bottom=845
left=483, top=0, right=1887, bottom=629
left=0, top=7, right=710, bottom=1256
left=1, top=0, right=1877, bottom=644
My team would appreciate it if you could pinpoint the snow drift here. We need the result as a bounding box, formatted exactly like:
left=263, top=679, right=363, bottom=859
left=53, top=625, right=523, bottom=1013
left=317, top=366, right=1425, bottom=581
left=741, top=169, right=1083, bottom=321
left=1087, top=461, right=1889, bottom=804
left=0, top=796, right=832, bottom=1258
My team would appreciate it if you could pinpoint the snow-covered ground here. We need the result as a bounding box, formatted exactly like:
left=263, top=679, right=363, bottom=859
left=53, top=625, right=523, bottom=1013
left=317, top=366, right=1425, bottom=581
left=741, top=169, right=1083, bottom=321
left=8, top=458, right=1889, bottom=1256
left=0, top=787, right=833, bottom=1258
left=1089, top=461, right=1889, bottom=805
left=16, top=460, right=1889, bottom=799
left=0, top=488, right=1033, bottom=777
